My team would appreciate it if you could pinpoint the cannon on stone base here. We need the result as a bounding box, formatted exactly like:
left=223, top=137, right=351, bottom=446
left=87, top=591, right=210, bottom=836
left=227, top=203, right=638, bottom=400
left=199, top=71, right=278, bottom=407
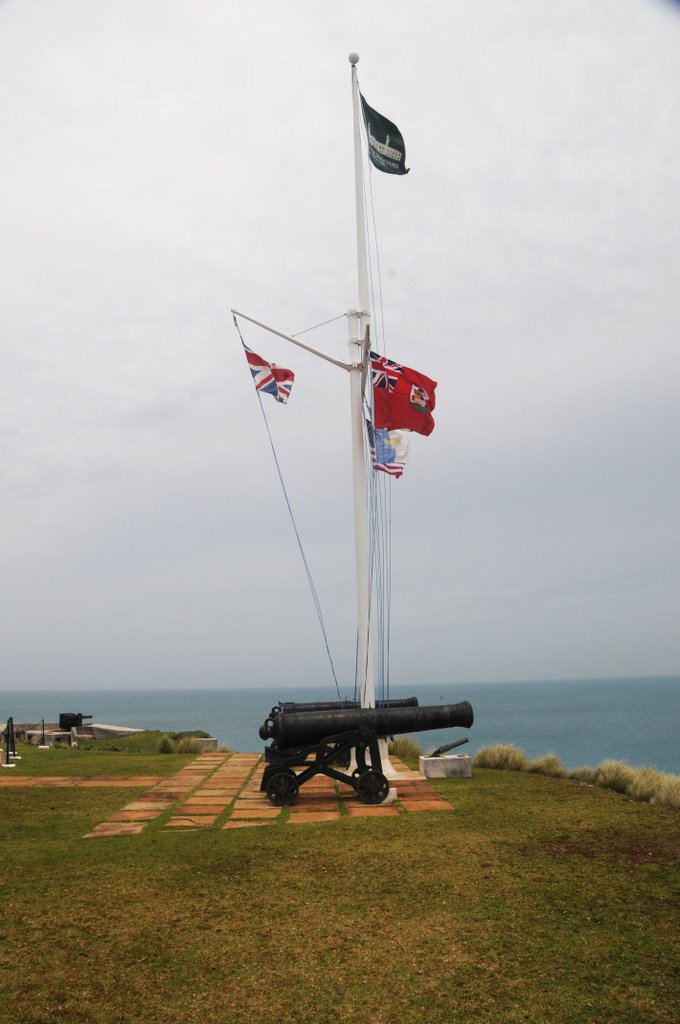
left=259, top=701, right=474, bottom=806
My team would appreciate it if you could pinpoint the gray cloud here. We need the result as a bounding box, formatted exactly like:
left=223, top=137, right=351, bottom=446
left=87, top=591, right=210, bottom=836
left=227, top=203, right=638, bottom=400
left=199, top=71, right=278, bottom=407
left=1, top=0, right=679, bottom=690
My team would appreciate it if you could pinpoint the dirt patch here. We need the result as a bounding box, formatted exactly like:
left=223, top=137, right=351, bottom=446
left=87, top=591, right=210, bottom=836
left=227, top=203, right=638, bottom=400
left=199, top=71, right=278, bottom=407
left=537, top=829, right=678, bottom=864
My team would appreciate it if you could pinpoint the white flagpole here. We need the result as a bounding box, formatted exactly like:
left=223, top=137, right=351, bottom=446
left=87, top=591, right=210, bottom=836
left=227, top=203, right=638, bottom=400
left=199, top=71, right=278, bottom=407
left=348, top=53, right=376, bottom=712
left=349, top=55, right=405, bottom=787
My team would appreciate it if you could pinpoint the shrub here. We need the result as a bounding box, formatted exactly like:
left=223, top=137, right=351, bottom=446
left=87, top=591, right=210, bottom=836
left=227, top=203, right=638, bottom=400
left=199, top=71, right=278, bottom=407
left=473, top=744, right=528, bottom=772
left=388, top=736, right=422, bottom=764
left=158, top=735, right=175, bottom=754
left=569, top=766, right=596, bottom=784
left=654, top=773, right=680, bottom=810
left=176, top=736, right=203, bottom=754
left=526, top=753, right=567, bottom=778
left=627, top=766, right=662, bottom=803
left=592, top=759, right=635, bottom=794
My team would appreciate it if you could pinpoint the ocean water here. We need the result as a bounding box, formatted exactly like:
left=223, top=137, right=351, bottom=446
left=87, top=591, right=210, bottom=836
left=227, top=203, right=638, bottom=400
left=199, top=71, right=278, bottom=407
left=2, top=676, right=678, bottom=775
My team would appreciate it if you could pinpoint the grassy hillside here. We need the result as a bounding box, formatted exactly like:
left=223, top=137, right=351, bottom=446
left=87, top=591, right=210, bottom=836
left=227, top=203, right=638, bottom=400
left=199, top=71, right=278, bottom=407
left=1, top=745, right=678, bottom=1024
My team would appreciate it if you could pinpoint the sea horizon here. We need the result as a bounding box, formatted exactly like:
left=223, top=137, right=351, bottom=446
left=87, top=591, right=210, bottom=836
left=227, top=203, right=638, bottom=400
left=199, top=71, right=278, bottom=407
left=3, top=674, right=679, bottom=775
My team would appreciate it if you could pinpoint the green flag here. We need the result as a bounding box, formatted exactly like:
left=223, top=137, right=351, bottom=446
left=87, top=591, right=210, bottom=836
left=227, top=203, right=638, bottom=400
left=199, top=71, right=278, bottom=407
left=360, top=94, right=409, bottom=175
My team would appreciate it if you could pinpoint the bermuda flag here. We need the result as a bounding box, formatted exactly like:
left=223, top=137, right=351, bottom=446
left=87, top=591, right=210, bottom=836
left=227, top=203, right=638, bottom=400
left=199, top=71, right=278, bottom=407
left=244, top=346, right=294, bottom=404
left=370, top=351, right=436, bottom=436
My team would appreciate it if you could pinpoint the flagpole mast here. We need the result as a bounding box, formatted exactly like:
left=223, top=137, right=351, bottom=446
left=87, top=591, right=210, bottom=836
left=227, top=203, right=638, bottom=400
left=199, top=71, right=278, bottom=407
left=348, top=52, right=375, bottom=711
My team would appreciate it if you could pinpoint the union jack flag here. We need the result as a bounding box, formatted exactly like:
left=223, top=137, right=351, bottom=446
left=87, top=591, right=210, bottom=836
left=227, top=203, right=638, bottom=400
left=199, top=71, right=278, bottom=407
left=244, top=346, right=294, bottom=404
left=370, top=352, right=402, bottom=392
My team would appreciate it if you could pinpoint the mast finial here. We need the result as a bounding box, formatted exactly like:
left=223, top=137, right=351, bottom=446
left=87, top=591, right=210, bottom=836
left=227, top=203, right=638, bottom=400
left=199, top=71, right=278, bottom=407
left=348, top=52, right=360, bottom=66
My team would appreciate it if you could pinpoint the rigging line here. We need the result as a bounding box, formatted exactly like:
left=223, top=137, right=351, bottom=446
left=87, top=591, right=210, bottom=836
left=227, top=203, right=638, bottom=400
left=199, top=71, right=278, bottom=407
left=233, top=316, right=342, bottom=699
left=291, top=312, right=347, bottom=337
left=373, top=472, right=390, bottom=703
left=356, top=84, right=387, bottom=357
left=359, top=94, right=394, bottom=700
left=366, top=157, right=388, bottom=356
left=364, top=405, right=393, bottom=705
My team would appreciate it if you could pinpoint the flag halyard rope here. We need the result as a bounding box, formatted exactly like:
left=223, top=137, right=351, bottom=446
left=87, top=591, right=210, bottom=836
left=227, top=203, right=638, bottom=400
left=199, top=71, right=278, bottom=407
left=234, top=315, right=342, bottom=699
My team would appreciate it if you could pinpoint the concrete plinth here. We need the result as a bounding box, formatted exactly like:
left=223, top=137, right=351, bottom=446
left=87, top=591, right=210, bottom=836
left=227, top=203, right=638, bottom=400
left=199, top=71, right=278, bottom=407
left=419, top=754, right=472, bottom=779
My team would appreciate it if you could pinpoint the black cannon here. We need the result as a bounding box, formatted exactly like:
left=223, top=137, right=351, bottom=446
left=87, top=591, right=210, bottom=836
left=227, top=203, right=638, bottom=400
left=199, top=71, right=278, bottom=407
left=260, top=701, right=473, bottom=806
left=59, top=713, right=93, bottom=730
left=431, top=736, right=469, bottom=757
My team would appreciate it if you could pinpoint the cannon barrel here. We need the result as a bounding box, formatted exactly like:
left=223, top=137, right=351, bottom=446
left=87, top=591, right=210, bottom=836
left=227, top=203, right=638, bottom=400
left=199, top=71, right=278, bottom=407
left=260, top=701, right=473, bottom=746
left=277, top=696, right=419, bottom=715
left=431, top=736, right=469, bottom=757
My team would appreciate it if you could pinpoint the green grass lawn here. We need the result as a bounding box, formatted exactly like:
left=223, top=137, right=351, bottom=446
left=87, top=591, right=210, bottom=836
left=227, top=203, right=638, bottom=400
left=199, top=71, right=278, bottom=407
left=1, top=745, right=678, bottom=1024
left=3, top=733, right=198, bottom=777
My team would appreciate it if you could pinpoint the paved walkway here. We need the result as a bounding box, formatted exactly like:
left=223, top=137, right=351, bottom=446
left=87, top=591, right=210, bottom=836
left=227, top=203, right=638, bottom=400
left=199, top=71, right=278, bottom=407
left=0, top=753, right=454, bottom=837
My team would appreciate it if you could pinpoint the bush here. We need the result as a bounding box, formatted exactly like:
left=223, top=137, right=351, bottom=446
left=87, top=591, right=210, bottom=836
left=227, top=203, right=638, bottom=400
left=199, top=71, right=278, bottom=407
left=388, top=736, right=422, bottom=764
left=627, top=766, right=662, bottom=803
left=175, top=736, right=203, bottom=754
left=592, top=759, right=635, bottom=794
left=569, top=765, right=596, bottom=784
left=473, top=744, right=528, bottom=772
left=158, top=735, right=175, bottom=754
left=526, top=753, right=567, bottom=778
left=654, top=773, right=680, bottom=809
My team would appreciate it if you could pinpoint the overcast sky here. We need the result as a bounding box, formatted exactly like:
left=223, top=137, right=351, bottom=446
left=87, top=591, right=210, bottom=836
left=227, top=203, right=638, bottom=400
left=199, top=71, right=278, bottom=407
left=2, top=0, right=679, bottom=693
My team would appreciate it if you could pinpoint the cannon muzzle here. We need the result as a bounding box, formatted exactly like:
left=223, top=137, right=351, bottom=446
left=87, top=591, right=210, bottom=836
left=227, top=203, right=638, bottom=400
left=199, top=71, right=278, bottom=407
left=260, top=701, right=473, bottom=747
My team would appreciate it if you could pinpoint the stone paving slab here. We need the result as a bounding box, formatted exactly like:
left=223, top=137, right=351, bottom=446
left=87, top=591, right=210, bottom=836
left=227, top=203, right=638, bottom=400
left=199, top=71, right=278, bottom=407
left=165, top=814, right=219, bottom=826
left=198, top=788, right=241, bottom=796
left=126, top=801, right=171, bottom=811
left=223, top=820, right=273, bottom=829
left=78, top=776, right=163, bottom=787
left=288, top=801, right=339, bottom=813
left=230, top=807, right=281, bottom=820
left=345, top=803, right=401, bottom=817
left=177, top=803, right=230, bottom=814
left=289, top=811, right=342, bottom=824
left=109, top=809, right=163, bottom=821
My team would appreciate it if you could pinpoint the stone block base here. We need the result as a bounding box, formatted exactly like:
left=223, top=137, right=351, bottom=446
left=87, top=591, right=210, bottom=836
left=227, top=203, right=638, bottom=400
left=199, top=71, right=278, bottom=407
left=419, top=754, right=472, bottom=779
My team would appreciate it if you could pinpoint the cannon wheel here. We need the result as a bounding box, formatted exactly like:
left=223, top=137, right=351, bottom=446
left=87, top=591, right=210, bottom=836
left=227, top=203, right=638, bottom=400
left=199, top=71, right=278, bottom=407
left=356, top=769, right=389, bottom=805
left=266, top=770, right=299, bottom=806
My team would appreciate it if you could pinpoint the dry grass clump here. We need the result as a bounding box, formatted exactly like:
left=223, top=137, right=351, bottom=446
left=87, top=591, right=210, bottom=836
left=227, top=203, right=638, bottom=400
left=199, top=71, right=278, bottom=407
left=592, top=759, right=635, bottom=794
left=175, top=736, right=204, bottom=754
left=626, top=766, right=662, bottom=803
left=656, top=774, right=680, bottom=809
left=526, top=753, right=567, bottom=778
left=475, top=747, right=680, bottom=809
left=625, top=766, right=680, bottom=809
left=388, top=736, right=422, bottom=763
left=473, top=744, right=528, bottom=772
